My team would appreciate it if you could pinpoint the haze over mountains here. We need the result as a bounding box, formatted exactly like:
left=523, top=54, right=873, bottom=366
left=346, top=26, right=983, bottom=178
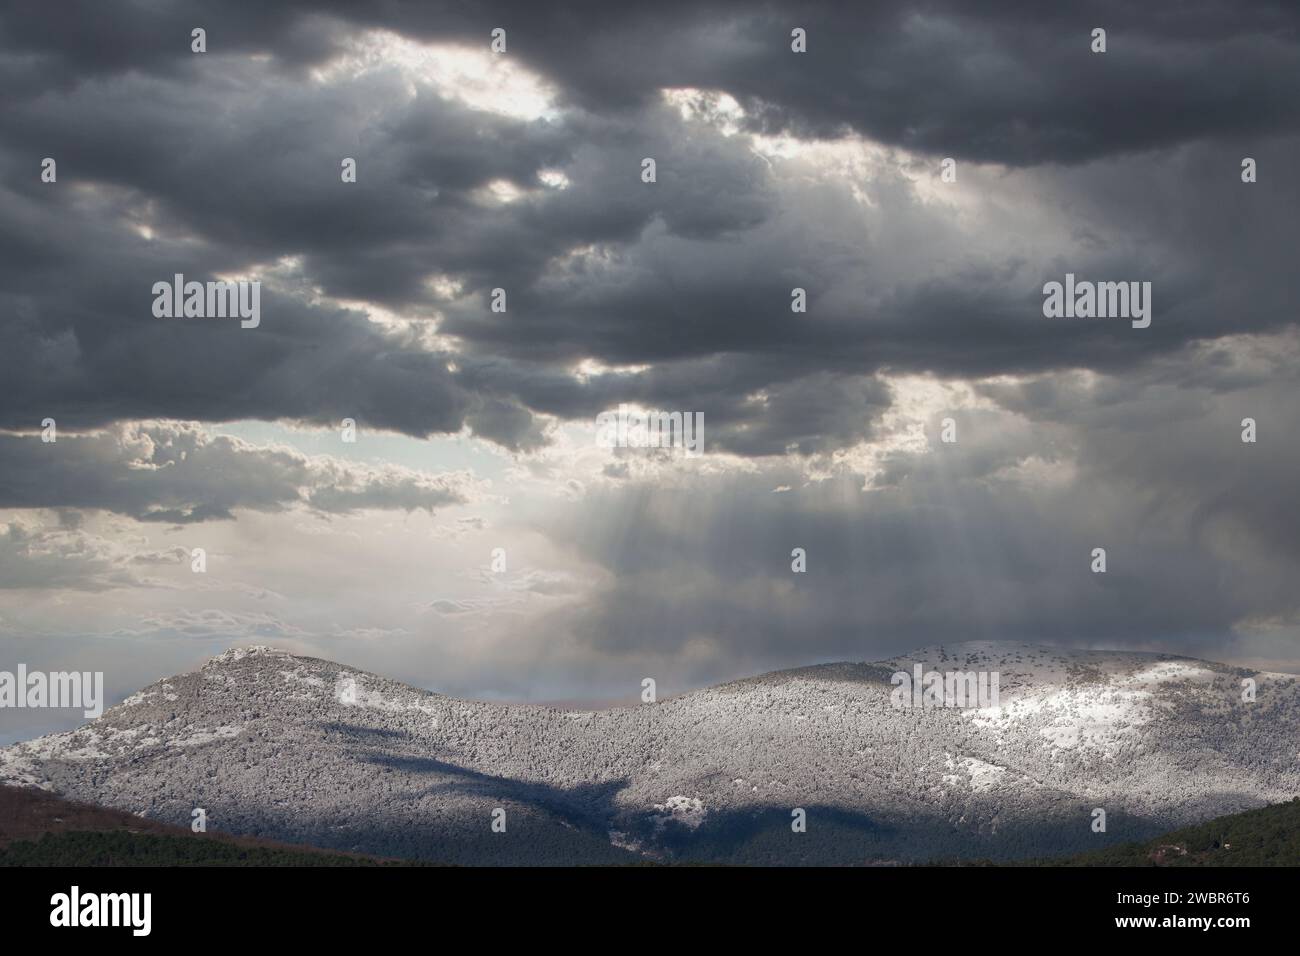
left=2, top=642, right=1297, bottom=865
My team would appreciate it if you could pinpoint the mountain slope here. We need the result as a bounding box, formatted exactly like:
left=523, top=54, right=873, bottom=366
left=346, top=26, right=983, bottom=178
left=2, top=642, right=1297, bottom=864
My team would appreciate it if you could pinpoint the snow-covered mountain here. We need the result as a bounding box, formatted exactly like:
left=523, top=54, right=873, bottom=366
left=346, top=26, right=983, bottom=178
left=2, top=642, right=1297, bottom=864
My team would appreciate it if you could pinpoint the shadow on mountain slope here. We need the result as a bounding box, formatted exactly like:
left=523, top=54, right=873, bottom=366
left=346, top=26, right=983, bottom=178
left=360, top=752, right=632, bottom=835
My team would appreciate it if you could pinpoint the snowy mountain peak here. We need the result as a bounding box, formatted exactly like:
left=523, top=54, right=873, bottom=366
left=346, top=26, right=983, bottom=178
left=204, top=645, right=293, bottom=667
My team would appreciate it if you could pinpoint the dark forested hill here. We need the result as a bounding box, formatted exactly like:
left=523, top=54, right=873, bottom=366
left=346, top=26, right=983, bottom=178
left=1043, top=797, right=1300, bottom=866
left=0, top=784, right=404, bottom=865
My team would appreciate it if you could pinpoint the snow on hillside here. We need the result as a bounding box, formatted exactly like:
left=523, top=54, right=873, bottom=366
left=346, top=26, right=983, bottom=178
left=1, top=642, right=1297, bottom=865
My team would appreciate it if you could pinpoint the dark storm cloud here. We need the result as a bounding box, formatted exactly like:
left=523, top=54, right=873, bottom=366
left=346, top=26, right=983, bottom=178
left=2, top=0, right=1297, bottom=459
left=0, top=34, right=788, bottom=443
left=977, top=345, right=1300, bottom=573
left=12, top=1, right=1296, bottom=163
left=0, top=2, right=341, bottom=90
left=442, top=124, right=1297, bottom=399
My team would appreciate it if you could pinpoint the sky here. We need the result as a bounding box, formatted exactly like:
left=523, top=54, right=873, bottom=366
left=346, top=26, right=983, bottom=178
left=1, top=1, right=1298, bottom=742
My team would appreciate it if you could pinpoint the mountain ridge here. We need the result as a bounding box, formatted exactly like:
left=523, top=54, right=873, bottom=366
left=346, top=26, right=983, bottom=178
left=3, top=641, right=1297, bottom=865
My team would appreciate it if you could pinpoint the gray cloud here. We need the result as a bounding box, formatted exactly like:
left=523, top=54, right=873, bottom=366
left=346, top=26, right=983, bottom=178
left=532, top=348, right=1300, bottom=685
left=2, top=4, right=1293, bottom=460
left=0, top=518, right=185, bottom=591
left=9, top=2, right=1297, bottom=162
left=0, top=422, right=483, bottom=522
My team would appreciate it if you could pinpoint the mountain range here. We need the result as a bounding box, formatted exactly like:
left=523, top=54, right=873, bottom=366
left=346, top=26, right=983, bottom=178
left=2, top=642, right=1297, bottom=865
